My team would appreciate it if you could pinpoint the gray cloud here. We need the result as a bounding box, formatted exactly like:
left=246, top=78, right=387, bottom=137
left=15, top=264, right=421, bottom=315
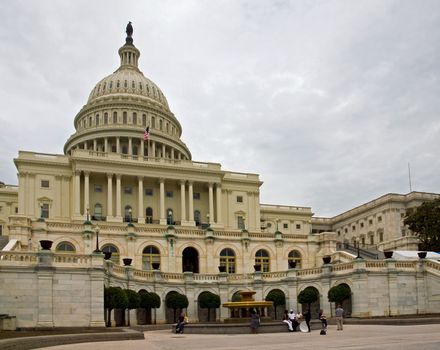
left=0, top=0, right=439, bottom=216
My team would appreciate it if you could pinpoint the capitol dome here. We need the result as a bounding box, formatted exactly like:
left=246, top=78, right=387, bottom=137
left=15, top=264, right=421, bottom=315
left=64, top=25, right=191, bottom=161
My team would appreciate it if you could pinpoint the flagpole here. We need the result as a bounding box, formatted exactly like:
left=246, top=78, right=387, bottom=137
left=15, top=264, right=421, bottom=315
left=408, top=162, right=412, bottom=192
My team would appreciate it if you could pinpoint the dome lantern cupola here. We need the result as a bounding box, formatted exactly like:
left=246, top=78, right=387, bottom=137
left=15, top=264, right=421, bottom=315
left=118, top=21, right=140, bottom=71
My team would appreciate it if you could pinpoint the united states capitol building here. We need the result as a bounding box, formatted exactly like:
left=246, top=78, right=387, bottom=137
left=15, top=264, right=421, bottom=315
left=0, top=25, right=439, bottom=329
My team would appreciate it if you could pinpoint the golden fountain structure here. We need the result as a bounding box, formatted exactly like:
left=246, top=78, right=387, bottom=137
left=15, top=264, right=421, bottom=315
left=223, top=290, right=273, bottom=323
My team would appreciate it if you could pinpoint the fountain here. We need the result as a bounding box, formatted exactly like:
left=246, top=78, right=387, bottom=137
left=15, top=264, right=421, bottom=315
left=223, top=290, right=273, bottom=323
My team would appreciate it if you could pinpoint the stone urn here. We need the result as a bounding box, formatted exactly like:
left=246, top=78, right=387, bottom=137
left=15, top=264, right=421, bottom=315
left=417, top=251, right=427, bottom=259
left=123, top=258, right=132, bottom=266
left=288, top=261, right=297, bottom=269
left=39, top=240, right=53, bottom=250
left=152, top=262, right=160, bottom=270
left=322, top=256, right=332, bottom=264
left=218, top=265, right=227, bottom=273
left=104, top=252, right=112, bottom=260
left=254, top=264, right=262, bottom=272
left=384, top=251, right=394, bottom=259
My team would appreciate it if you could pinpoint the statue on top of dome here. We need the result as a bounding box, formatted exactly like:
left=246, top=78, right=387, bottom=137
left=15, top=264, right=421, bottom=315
left=126, top=22, right=133, bottom=37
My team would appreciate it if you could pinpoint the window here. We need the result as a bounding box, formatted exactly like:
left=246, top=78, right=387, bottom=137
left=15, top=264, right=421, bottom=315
left=360, top=222, right=364, bottom=228
left=236, top=196, right=243, bottom=203
left=122, top=145, right=128, bottom=154
left=352, top=226, right=356, bottom=231
left=94, top=185, right=102, bottom=192
left=237, top=216, right=245, bottom=230
left=94, top=203, right=102, bottom=220
left=194, top=210, right=201, bottom=225
left=370, top=236, right=374, bottom=245
left=296, top=224, right=301, bottom=230
left=15, top=207, right=18, bottom=214
left=379, top=231, right=384, bottom=242
left=369, top=219, right=373, bottom=225
left=124, top=186, right=132, bottom=194
left=146, top=207, right=153, bottom=224
left=111, top=145, right=116, bottom=152
left=361, top=237, right=365, bottom=246
left=283, top=223, right=288, bottom=229
left=193, top=192, right=201, bottom=200
left=41, top=180, right=50, bottom=188
left=143, top=114, right=147, bottom=126
left=337, top=230, right=341, bottom=236
left=220, top=248, right=236, bottom=273
left=166, top=191, right=173, bottom=198
left=151, top=116, right=155, bottom=128
left=344, top=228, right=348, bottom=233
left=95, top=114, right=99, bottom=126
left=56, top=242, right=75, bottom=253
left=41, top=203, right=49, bottom=218
left=102, top=244, right=119, bottom=264
left=142, top=245, right=160, bottom=270
left=159, top=119, right=163, bottom=130
left=288, top=250, right=302, bottom=269
left=167, top=209, right=174, bottom=225
left=255, top=249, right=270, bottom=272
left=104, top=113, right=108, bottom=124
left=133, top=113, right=137, bottom=125
left=123, top=112, right=127, bottom=124
left=145, top=188, right=153, bottom=196
left=113, top=112, right=117, bottom=124
left=378, top=216, right=382, bottom=222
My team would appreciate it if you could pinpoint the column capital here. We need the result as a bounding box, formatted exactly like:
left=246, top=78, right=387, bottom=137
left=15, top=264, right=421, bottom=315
left=116, top=174, right=122, bottom=180
left=216, top=183, right=222, bottom=188
left=179, top=179, right=186, bottom=186
left=138, top=176, right=144, bottom=181
left=159, top=177, right=165, bottom=184
left=187, top=180, right=194, bottom=186
left=208, top=182, right=214, bottom=187
left=106, top=173, right=113, bottom=179
left=83, top=171, right=90, bottom=177
left=74, top=170, right=81, bottom=176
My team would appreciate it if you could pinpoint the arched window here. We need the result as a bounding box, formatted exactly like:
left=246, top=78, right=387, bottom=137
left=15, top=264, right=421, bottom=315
left=159, top=119, right=163, bottom=130
left=288, top=250, right=302, bottom=269
left=95, top=114, right=99, bottom=126
left=94, top=203, right=103, bottom=220
left=194, top=210, right=201, bottom=225
left=142, top=245, right=160, bottom=270
left=104, top=113, right=108, bottom=125
left=167, top=208, right=174, bottom=225
left=56, top=241, right=75, bottom=253
left=133, top=113, right=137, bottom=125
left=220, top=248, right=236, bottom=273
left=151, top=116, right=155, bottom=128
left=255, top=249, right=270, bottom=272
left=124, top=205, right=132, bottom=223
left=143, top=114, right=147, bottom=126
left=146, top=207, right=153, bottom=224
left=102, top=244, right=119, bottom=264
left=113, top=112, right=117, bottom=124
left=123, top=112, right=127, bottom=124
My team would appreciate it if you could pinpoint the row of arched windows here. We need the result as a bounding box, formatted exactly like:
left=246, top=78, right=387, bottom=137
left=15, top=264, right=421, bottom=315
left=93, top=80, right=166, bottom=104
left=55, top=241, right=303, bottom=272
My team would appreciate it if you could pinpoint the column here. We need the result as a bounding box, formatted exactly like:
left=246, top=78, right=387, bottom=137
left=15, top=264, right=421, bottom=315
left=93, top=139, right=97, bottom=151
left=152, top=141, right=156, bottom=158
left=178, top=152, right=181, bottom=160
left=84, top=142, right=88, bottom=150
left=116, top=174, right=122, bottom=220
left=107, top=173, right=113, bottom=218
left=159, top=178, right=166, bottom=225
left=128, top=137, right=132, bottom=155
left=104, top=138, right=108, bottom=152
left=116, top=137, right=120, bottom=153
left=138, top=176, right=144, bottom=223
left=208, top=182, right=215, bottom=224
left=17, top=173, right=26, bottom=215
left=171, top=148, right=175, bottom=159
left=216, top=183, right=223, bottom=225
left=188, top=181, right=194, bottom=223
left=162, top=144, right=166, bottom=158
left=74, top=171, right=81, bottom=218
left=180, top=180, right=186, bottom=224
left=84, top=171, right=90, bottom=217
left=140, top=139, right=144, bottom=157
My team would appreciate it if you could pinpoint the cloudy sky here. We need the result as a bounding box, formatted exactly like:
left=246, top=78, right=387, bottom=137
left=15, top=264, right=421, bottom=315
left=0, top=0, right=439, bottom=217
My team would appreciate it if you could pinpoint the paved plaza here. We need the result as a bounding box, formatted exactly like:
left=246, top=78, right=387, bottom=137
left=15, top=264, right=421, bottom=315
left=37, top=324, right=440, bottom=350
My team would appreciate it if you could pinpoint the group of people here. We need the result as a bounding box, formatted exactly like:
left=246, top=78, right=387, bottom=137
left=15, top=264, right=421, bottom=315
left=281, top=306, right=343, bottom=333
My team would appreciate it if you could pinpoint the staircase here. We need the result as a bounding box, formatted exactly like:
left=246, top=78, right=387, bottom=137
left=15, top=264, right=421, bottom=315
left=337, top=242, right=380, bottom=259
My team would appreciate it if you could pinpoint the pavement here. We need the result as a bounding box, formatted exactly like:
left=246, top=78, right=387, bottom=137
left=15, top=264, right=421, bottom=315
left=37, top=323, right=440, bottom=350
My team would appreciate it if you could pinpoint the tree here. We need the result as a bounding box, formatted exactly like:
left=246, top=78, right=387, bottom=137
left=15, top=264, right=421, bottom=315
left=124, top=289, right=141, bottom=326
left=199, top=291, right=221, bottom=322
left=297, top=287, right=319, bottom=312
left=166, top=292, right=189, bottom=322
left=104, top=286, right=128, bottom=327
left=328, top=284, right=351, bottom=304
left=404, top=198, right=440, bottom=251
left=265, top=289, right=286, bottom=320
left=140, top=292, right=161, bottom=324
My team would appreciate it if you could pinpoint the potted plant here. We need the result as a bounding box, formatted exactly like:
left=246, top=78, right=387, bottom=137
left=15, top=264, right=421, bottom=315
left=104, top=251, right=112, bottom=260
left=288, top=260, right=297, bottom=269
left=218, top=265, right=226, bottom=273
left=123, top=258, right=132, bottom=266
left=322, top=256, right=332, bottom=264
left=39, top=240, right=53, bottom=250
left=254, top=264, right=261, bottom=272
left=384, top=251, right=393, bottom=259
left=152, top=262, right=160, bottom=270
left=417, top=251, right=427, bottom=259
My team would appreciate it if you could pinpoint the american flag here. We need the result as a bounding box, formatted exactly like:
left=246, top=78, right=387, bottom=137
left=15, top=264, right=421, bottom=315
left=143, top=126, right=150, bottom=141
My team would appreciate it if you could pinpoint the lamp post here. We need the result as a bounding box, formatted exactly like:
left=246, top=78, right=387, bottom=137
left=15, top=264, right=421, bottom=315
left=168, top=210, right=173, bottom=225
left=86, top=207, right=90, bottom=222
left=206, top=213, right=210, bottom=227
left=275, top=217, right=279, bottom=231
left=128, top=208, right=132, bottom=224
left=38, top=203, right=45, bottom=221
left=94, top=225, right=101, bottom=253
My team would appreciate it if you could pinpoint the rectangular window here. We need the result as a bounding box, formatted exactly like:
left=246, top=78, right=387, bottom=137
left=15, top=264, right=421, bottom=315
left=237, top=216, right=245, bottom=230
left=41, top=203, right=49, bottom=218
left=369, top=219, right=373, bottom=225
left=145, top=188, right=153, bottom=196
left=344, top=228, right=348, bottom=233
left=193, top=192, right=201, bottom=200
left=352, top=226, right=356, bottom=231
left=236, top=196, right=243, bottom=203
left=378, top=216, right=382, bottom=222
left=296, top=224, right=301, bottom=230
left=360, top=222, right=364, bottom=228
left=283, top=223, right=288, bottom=229
left=124, top=187, right=132, bottom=194
left=94, top=185, right=102, bottom=193
left=15, top=207, right=18, bottom=214
left=166, top=191, right=173, bottom=198
left=41, top=180, right=50, bottom=188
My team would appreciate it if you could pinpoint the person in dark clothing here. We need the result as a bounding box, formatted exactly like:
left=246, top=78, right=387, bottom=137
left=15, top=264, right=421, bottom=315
left=304, top=309, right=312, bottom=332
left=176, top=312, right=186, bottom=334
left=319, top=309, right=327, bottom=329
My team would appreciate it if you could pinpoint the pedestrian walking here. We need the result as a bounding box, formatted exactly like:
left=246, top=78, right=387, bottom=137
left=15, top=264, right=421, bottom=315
left=335, top=305, right=344, bottom=330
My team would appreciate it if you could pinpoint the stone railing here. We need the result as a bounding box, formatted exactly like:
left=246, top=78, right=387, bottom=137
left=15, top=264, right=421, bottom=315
left=53, top=253, right=92, bottom=266
left=0, top=251, right=38, bottom=264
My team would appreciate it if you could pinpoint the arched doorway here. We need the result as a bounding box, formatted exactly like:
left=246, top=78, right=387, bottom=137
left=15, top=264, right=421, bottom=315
left=197, top=291, right=219, bottom=322
left=338, top=283, right=352, bottom=317
left=136, top=289, right=150, bottom=325
left=265, top=289, right=286, bottom=320
left=299, top=286, right=320, bottom=319
left=182, top=247, right=199, bottom=273
left=165, top=291, right=186, bottom=323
